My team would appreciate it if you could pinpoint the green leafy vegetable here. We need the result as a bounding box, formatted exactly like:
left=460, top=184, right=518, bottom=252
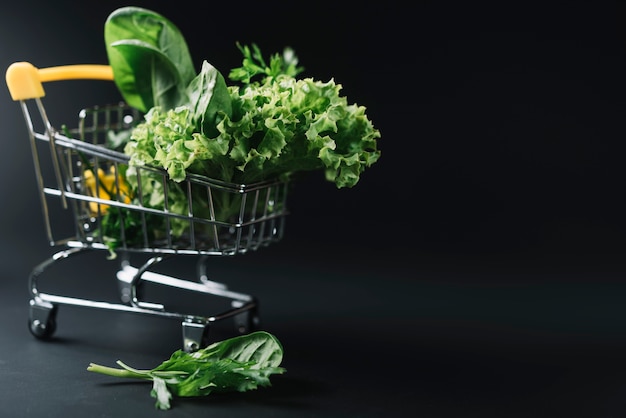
left=104, top=6, right=197, bottom=112
left=104, top=6, right=381, bottom=189
left=188, top=60, right=233, bottom=138
left=105, top=6, right=232, bottom=134
left=99, top=6, right=382, bottom=251
left=229, top=42, right=304, bottom=84
left=87, top=331, right=286, bottom=410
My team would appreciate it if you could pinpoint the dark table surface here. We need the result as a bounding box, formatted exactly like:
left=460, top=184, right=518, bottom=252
left=3, top=239, right=626, bottom=418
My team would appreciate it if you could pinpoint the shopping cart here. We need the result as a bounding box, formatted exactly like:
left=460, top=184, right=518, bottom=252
left=5, top=62, right=289, bottom=352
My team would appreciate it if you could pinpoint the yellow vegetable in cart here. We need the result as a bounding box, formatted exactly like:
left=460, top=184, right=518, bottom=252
left=84, top=166, right=131, bottom=215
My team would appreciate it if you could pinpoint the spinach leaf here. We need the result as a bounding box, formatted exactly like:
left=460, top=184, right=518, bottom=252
left=104, top=6, right=196, bottom=112
left=187, top=60, right=233, bottom=138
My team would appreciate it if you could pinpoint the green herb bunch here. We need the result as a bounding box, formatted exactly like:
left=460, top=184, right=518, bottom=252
left=88, top=331, right=286, bottom=410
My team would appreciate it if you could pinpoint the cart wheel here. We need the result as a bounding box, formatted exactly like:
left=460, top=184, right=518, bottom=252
left=28, top=301, right=58, bottom=340
left=28, top=316, right=57, bottom=339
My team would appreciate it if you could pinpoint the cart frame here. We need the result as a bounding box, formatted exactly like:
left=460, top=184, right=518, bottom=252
left=6, top=62, right=289, bottom=351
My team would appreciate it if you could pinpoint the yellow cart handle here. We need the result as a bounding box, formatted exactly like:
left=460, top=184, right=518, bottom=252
left=6, top=62, right=113, bottom=101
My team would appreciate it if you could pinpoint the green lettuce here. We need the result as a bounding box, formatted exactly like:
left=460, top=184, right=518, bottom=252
left=220, top=75, right=381, bottom=187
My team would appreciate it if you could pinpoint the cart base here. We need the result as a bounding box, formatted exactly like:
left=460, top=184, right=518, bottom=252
left=28, top=244, right=261, bottom=352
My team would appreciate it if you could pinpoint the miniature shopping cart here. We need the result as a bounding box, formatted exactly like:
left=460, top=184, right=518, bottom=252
left=6, top=62, right=289, bottom=352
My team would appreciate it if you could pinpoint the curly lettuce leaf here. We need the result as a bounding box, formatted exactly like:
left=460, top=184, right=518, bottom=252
left=124, top=56, right=380, bottom=188
left=216, top=76, right=381, bottom=187
left=125, top=106, right=233, bottom=183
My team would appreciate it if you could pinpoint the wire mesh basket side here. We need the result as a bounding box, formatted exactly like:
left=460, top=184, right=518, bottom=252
left=16, top=98, right=140, bottom=246
left=69, top=104, right=289, bottom=255
left=71, top=103, right=139, bottom=240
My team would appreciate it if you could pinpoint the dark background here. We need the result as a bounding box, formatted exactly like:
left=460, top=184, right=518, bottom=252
left=2, top=1, right=626, bottom=260
left=3, top=1, right=626, bottom=417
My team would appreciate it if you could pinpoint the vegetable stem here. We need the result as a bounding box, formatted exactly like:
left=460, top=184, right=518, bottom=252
left=87, top=363, right=150, bottom=380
